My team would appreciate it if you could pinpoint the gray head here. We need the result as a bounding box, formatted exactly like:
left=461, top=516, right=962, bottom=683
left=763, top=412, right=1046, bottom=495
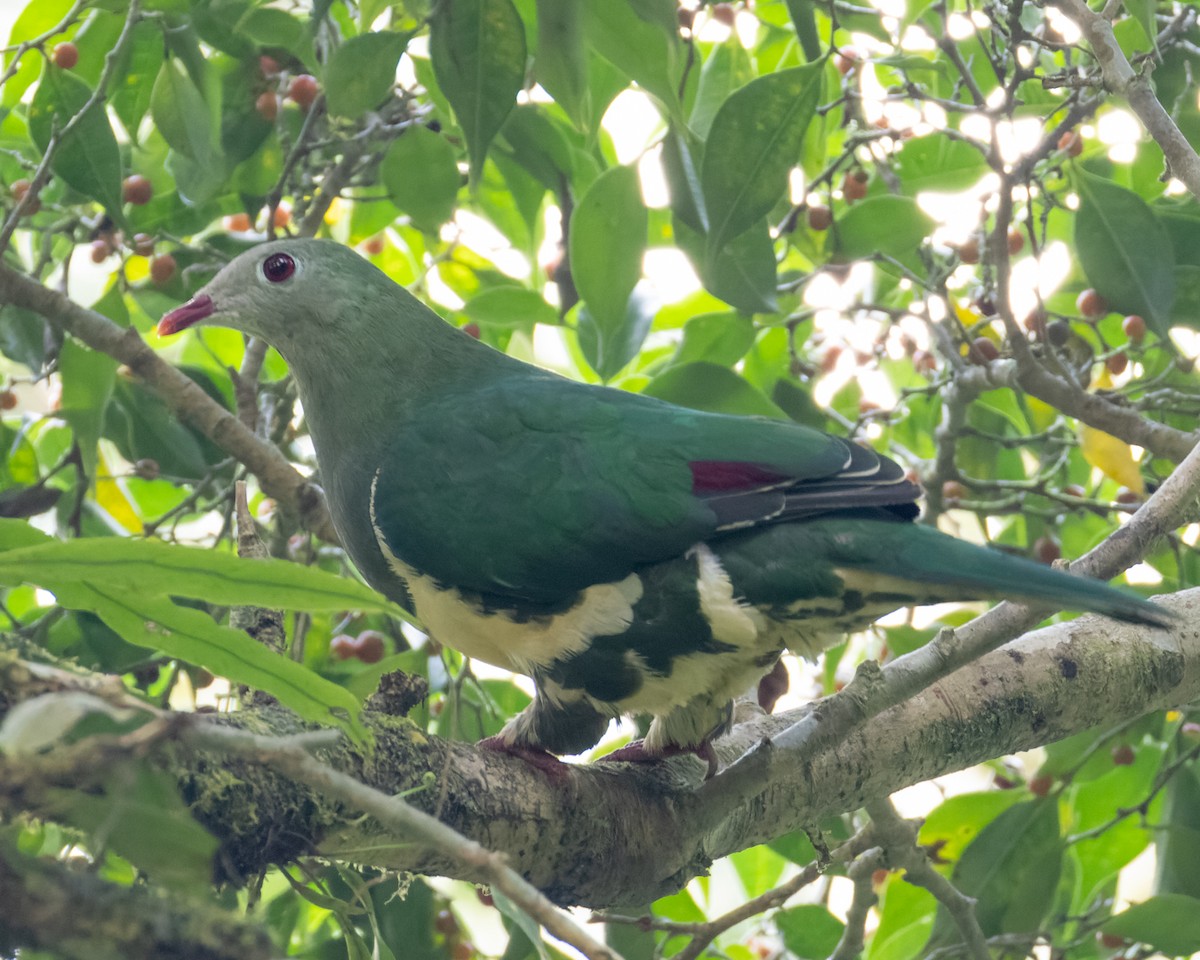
left=158, top=238, right=421, bottom=358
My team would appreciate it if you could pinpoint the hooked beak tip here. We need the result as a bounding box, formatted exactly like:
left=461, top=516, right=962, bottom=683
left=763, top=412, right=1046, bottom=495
left=158, top=294, right=215, bottom=337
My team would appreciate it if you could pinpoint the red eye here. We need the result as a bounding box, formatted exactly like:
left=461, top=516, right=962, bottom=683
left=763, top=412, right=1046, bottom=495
left=262, top=252, right=295, bottom=282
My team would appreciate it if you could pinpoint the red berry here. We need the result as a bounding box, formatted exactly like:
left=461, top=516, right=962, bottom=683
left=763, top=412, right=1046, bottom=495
left=462, top=323, right=481, bottom=340
left=1058, top=131, right=1083, bottom=157
left=364, top=234, right=385, bottom=255
left=993, top=774, right=1018, bottom=789
left=0, top=389, right=17, bottom=411
left=1096, top=931, right=1126, bottom=949
left=711, top=3, right=736, bottom=26
left=149, top=253, right=176, bottom=286
left=969, top=337, right=999, bottom=364
left=451, top=944, right=474, bottom=960
left=821, top=344, right=842, bottom=373
left=475, top=888, right=495, bottom=907
left=913, top=349, right=936, bottom=374
left=134, top=458, right=160, bottom=480
left=1115, top=487, right=1141, bottom=505
left=123, top=175, right=153, bottom=206
left=1063, top=483, right=1087, bottom=498
left=942, top=480, right=966, bottom=501
left=1033, top=536, right=1061, bottom=564
left=434, top=910, right=458, bottom=935
left=354, top=630, right=386, bottom=664
left=224, top=212, right=252, bottom=232
left=1028, top=773, right=1054, bottom=796
left=330, top=635, right=357, bottom=660
left=255, top=91, right=279, bottom=121
left=1122, top=314, right=1146, bottom=344
left=52, top=42, right=78, bottom=70
left=132, top=233, right=155, bottom=256
left=807, top=204, right=832, bottom=231
left=287, top=74, right=319, bottom=110
left=90, top=239, right=111, bottom=264
left=843, top=171, right=868, bottom=202
left=1111, top=743, right=1135, bottom=766
left=1106, top=352, right=1128, bottom=376
left=11, top=177, right=40, bottom=216
left=259, top=54, right=280, bottom=76
left=871, top=868, right=889, bottom=886
left=1007, top=227, right=1025, bottom=255
left=677, top=8, right=696, bottom=30
left=956, top=237, right=980, bottom=264
left=835, top=47, right=861, bottom=75
left=1076, top=288, right=1108, bottom=319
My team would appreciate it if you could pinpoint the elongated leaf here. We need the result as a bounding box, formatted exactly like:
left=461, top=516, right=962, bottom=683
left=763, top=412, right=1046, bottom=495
left=928, top=799, right=1062, bottom=945
left=325, top=31, right=408, bottom=118
left=0, top=532, right=408, bottom=619
left=643, top=362, right=787, bottom=417
left=27, top=65, right=124, bottom=220
left=576, top=287, right=655, bottom=381
left=430, top=0, right=526, bottom=184
left=57, top=339, right=116, bottom=484
left=834, top=195, right=934, bottom=267
left=776, top=905, right=844, bottom=959
left=534, top=0, right=587, bottom=127
left=1075, top=171, right=1176, bottom=335
left=690, top=41, right=753, bottom=140
left=702, top=64, right=822, bottom=257
left=150, top=60, right=218, bottom=164
left=582, top=0, right=681, bottom=116
left=1103, top=895, right=1200, bottom=956
left=381, top=127, right=462, bottom=231
left=570, top=163, right=647, bottom=342
left=676, top=217, right=778, bottom=314
left=785, top=0, right=822, bottom=61
left=51, top=580, right=368, bottom=741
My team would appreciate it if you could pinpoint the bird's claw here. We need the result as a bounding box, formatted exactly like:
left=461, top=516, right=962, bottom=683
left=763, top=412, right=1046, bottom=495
left=601, top=739, right=719, bottom=779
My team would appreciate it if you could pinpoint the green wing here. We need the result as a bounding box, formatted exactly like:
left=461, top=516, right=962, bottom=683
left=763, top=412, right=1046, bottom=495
left=370, top=373, right=912, bottom=603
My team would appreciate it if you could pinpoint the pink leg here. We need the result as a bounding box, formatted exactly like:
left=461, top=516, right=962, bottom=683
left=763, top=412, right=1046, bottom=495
left=601, top=739, right=719, bottom=779
left=478, top=735, right=572, bottom=782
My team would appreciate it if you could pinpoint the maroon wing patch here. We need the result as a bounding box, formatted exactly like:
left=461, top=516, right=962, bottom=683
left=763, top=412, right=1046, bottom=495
left=689, top=460, right=791, bottom=494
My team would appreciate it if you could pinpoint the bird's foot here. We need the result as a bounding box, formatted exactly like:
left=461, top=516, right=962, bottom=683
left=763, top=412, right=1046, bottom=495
left=601, top=739, right=720, bottom=779
left=478, top=735, right=571, bottom=782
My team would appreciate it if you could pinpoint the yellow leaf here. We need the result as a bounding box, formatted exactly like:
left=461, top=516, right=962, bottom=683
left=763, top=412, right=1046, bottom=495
left=1079, top=423, right=1144, bottom=493
left=95, top=449, right=142, bottom=533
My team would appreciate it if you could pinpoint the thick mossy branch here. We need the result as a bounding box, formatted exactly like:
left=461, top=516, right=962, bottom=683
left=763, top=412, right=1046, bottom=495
left=1, top=590, right=1196, bottom=909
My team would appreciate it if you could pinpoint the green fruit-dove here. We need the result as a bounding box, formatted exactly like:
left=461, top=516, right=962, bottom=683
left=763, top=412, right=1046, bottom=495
left=159, top=240, right=1169, bottom=769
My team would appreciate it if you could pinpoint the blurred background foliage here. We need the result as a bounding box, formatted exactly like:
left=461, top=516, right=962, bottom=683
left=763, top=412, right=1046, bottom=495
left=3, top=0, right=1200, bottom=956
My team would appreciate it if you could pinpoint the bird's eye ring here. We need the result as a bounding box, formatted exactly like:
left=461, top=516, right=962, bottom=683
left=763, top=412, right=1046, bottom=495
left=262, top=253, right=296, bottom=283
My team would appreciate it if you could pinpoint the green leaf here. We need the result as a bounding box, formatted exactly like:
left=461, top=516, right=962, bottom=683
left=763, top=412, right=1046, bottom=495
left=49, top=579, right=368, bottom=741
left=109, top=20, right=162, bottom=141
left=1103, top=894, right=1200, bottom=955
left=46, top=764, right=218, bottom=892
left=582, top=0, right=681, bottom=115
left=643, top=362, right=787, bottom=417
left=701, top=64, right=822, bottom=257
left=834, top=195, right=934, bottom=267
left=776, top=905, right=845, bottom=959
left=784, top=0, right=822, bottom=61
left=27, top=65, right=125, bottom=220
left=325, top=31, right=408, bottom=118
left=1155, top=751, right=1200, bottom=898
left=918, top=790, right=1025, bottom=863
left=570, top=163, right=647, bottom=338
left=690, top=41, right=754, bottom=140
left=430, top=0, right=527, bottom=184
left=576, top=288, right=655, bottom=381
left=1075, top=171, right=1176, bottom=335
left=893, top=136, right=989, bottom=194
left=676, top=217, right=778, bottom=314
left=236, top=7, right=313, bottom=67
left=670, top=311, right=757, bottom=367
left=662, top=126, right=707, bottom=233
left=0, top=534, right=406, bottom=619
left=930, top=799, right=1062, bottom=943
left=534, top=0, right=587, bottom=127
left=464, top=287, right=558, bottom=330
left=57, top=339, right=116, bottom=484
left=381, top=127, right=462, bottom=231
left=2, top=0, right=75, bottom=107
left=150, top=59, right=218, bottom=164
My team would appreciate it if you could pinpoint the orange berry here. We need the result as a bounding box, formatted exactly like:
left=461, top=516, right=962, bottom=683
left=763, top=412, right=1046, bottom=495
left=1115, top=487, right=1141, bottom=505
left=272, top=204, right=291, bottom=229
left=1076, top=288, right=1108, bottom=319
left=52, top=42, right=78, bottom=70
left=255, top=91, right=279, bottom=121
left=149, top=253, right=176, bottom=286
left=1058, top=131, right=1083, bottom=156
left=90, top=239, right=111, bottom=264
left=835, top=47, right=860, bottom=75
left=224, top=212, right=252, bottom=232
left=941, top=480, right=966, bottom=501
left=711, top=3, right=736, bottom=26
left=122, top=175, right=153, bottom=206
left=11, top=178, right=40, bottom=215
left=969, top=336, right=999, bottom=364
left=1007, top=227, right=1025, bottom=255
left=1105, top=352, right=1128, bottom=376
left=0, top=389, right=16, bottom=410
left=132, top=233, right=155, bottom=256
left=287, top=74, right=319, bottom=109
left=807, top=204, right=832, bottom=231
left=1033, top=536, right=1061, bottom=564
left=1122, top=314, right=1146, bottom=344
left=956, top=237, right=980, bottom=264
left=1028, top=773, right=1054, bottom=796
left=843, top=171, right=868, bottom=202
left=364, top=234, right=385, bottom=255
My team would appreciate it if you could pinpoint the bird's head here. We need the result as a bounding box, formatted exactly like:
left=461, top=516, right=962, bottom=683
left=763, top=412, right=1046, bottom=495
left=157, top=238, right=383, bottom=349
